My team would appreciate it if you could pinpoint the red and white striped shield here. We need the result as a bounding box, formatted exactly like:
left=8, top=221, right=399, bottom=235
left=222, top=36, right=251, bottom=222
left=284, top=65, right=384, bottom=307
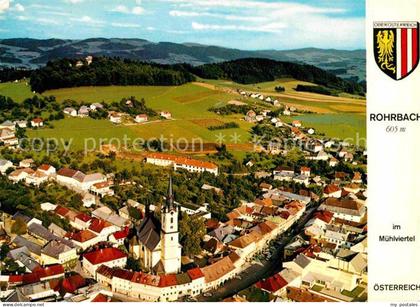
left=374, top=21, right=419, bottom=80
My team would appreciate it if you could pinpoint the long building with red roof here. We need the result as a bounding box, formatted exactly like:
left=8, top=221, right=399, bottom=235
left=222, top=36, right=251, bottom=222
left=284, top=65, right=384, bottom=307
left=145, top=152, right=218, bottom=175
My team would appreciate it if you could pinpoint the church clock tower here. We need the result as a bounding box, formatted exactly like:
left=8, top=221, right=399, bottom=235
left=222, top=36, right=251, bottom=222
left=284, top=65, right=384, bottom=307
left=160, top=177, right=182, bottom=274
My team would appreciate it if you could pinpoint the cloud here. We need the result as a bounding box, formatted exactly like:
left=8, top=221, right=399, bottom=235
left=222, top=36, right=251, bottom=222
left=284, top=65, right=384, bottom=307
left=35, top=17, right=61, bottom=25
left=111, top=5, right=144, bottom=15
left=112, top=5, right=129, bottom=13
left=16, top=15, right=27, bottom=20
left=166, top=0, right=345, bottom=13
left=0, top=0, right=9, bottom=13
left=111, top=22, right=141, bottom=28
left=70, top=15, right=104, bottom=26
left=191, top=21, right=286, bottom=33
left=13, top=2, right=23, bottom=11
left=170, top=10, right=264, bottom=22
left=65, top=0, right=84, bottom=3
left=132, top=6, right=144, bottom=15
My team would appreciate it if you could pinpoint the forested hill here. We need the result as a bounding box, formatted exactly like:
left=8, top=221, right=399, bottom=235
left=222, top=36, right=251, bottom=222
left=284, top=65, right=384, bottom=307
left=29, top=57, right=196, bottom=93
left=188, top=58, right=365, bottom=95
left=29, top=57, right=364, bottom=95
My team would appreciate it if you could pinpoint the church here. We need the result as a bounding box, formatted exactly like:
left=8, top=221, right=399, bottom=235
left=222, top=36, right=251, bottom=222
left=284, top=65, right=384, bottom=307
left=130, top=177, right=182, bottom=274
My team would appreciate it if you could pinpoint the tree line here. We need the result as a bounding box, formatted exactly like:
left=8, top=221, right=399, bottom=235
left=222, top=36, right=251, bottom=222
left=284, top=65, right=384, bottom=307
left=29, top=57, right=196, bottom=93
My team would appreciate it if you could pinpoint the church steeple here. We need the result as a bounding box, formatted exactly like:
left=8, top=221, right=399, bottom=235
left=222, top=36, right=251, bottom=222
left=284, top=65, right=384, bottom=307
left=164, top=176, right=175, bottom=212
left=160, top=175, right=181, bottom=274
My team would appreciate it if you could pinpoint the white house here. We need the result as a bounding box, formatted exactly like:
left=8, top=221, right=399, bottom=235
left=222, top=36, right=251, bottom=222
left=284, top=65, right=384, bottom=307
left=37, top=164, right=56, bottom=176
left=134, top=114, right=148, bottom=123
left=0, top=159, right=13, bottom=174
left=31, top=118, right=44, bottom=127
left=64, top=107, right=77, bottom=117
left=160, top=111, right=172, bottom=120
left=8, top=168, right=34, bottom=183
left=108, top=112, right=123, bottom=124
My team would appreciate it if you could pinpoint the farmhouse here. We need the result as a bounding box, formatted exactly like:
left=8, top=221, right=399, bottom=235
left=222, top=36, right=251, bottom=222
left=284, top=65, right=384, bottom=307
left=64, top=107, right=77, bottom=117
left=78, top=106, right=90, bottom=117
left=135, top=114, right=148, bottom=123
left=31, top=118, right=44, bottom=127
left=292, top=120, right=302, bottom=127
left=145, top=153, right=218, bottom=175
left=160, top=111, right=172, bottom=119
left=108, top=112, right=123, bottom=124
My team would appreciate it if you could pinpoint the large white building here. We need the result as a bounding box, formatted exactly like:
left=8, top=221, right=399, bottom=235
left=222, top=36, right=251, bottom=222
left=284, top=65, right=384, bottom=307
left=145, top=153, right=218, bottom=176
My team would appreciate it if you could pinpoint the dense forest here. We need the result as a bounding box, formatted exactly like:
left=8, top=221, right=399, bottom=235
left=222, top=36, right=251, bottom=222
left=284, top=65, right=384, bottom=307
left=188, top=58, right=365, bottom=95
left=29, top=57, right=196, bottom=93
left=28, top=56, right=365, bottom=95
left=0, top=68, right=33, bottom=83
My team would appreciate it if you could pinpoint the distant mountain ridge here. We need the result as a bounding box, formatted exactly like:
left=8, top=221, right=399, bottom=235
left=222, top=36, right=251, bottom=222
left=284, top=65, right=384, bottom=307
left=0, top=38, right=366, bottom=81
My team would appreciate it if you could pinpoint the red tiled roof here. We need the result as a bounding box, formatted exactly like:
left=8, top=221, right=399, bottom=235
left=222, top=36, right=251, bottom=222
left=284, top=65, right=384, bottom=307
left=22, top=272, right=40, bottom=285
left=57, top=168, right=78, bottom=178
left=313, top=210, right=334, bottom=224
left=38, top=164, right=52, bottom=171
left=55, top=205, right=70, bottom=217
left=33, top=264, right=64, bottom=279
left=8, top=275, right=23, bottom=283
left=83, top=247, right=127, bottom=265
left=68, top=229, right=97, bottom=243
left=323, top=184, right=341, bottom=194
left=92, top=293, right=110, bottom=302
left=159, top=274, right=178, bottom=287
left=112, top=227, right=129, bottom=240
left=300, top=166, right=311, bottom=172
left=187, top=267, right=204, bottom=280
left=113, top=268, right=134, bottom=281
left=76, top=213, right=91, bottom=223
left=145, top=152, right=218, bottom=170
left=61, top=274, right=86, bottom=293
left=256, top=273, right=288, bottom=293
left=89, top=218, right=112, bottom=233
left=31, top=117, right=43, bottom=123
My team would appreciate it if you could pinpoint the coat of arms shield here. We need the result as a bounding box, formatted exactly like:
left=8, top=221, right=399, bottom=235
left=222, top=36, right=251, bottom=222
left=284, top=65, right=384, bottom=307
left=374, top=21, right=419, bottom=80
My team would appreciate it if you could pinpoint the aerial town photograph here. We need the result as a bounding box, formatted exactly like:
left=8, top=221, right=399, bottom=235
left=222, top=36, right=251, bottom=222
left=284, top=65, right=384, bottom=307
left=0, top=0, right=367, bottom=303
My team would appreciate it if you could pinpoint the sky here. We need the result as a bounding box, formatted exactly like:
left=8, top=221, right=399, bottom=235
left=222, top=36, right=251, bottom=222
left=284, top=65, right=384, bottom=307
left=0, top=0, right=366, bottom=50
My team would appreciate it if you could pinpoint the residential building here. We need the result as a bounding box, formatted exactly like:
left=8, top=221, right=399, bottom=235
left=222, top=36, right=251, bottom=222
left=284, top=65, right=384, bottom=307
left=145, top=153, right=218, bottom=176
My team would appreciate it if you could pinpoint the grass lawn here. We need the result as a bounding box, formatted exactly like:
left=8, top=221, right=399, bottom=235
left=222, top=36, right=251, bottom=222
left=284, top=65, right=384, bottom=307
left=44, top=84, right=254, bottom=148
left=293, top=113, right=366, bottom=146
left=27, top=118, right=139, bottom=151
left=0, top=80, right=36, bottom=102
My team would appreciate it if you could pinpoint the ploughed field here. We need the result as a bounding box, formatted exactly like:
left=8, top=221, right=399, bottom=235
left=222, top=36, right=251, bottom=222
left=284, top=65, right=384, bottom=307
left=0, top=78, right=366, bottom=154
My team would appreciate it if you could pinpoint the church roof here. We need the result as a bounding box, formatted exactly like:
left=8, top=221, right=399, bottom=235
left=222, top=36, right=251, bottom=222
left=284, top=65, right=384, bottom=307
left=136, top=214, right=161, bottom=251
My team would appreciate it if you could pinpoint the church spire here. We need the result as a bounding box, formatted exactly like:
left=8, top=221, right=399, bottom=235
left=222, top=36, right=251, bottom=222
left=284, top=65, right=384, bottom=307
left=165, top=176, right=174, bottom=211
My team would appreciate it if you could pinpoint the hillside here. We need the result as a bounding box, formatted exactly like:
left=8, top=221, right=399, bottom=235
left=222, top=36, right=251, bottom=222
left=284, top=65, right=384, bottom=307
left=29, top=57, right=363, bottom=95
left=0, top=38, right=365, bottom=81
left=188, top=58, right=364, bottom=95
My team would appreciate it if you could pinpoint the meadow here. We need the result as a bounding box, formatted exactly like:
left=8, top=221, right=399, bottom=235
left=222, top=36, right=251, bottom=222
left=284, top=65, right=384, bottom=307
left=0, top=80, right=37, bottom=102
left=293, top=113, right=367, bottom=146
left=4, top=77, right=366, bottom=154
left=200, top=78, right=366, bottom=114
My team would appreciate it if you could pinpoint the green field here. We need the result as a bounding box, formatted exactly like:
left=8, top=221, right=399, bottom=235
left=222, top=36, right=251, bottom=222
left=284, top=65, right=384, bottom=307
left=0, top=80, right=36, bottom=102
left=29, top=84, right=255, bottom=151
left=4, top=79, right=366, bottom=152
left=293, top=113, right=366, bottom=146
left=200, top=78, right=366, bottom=114
left=27, top=118, right=139, bottom=151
